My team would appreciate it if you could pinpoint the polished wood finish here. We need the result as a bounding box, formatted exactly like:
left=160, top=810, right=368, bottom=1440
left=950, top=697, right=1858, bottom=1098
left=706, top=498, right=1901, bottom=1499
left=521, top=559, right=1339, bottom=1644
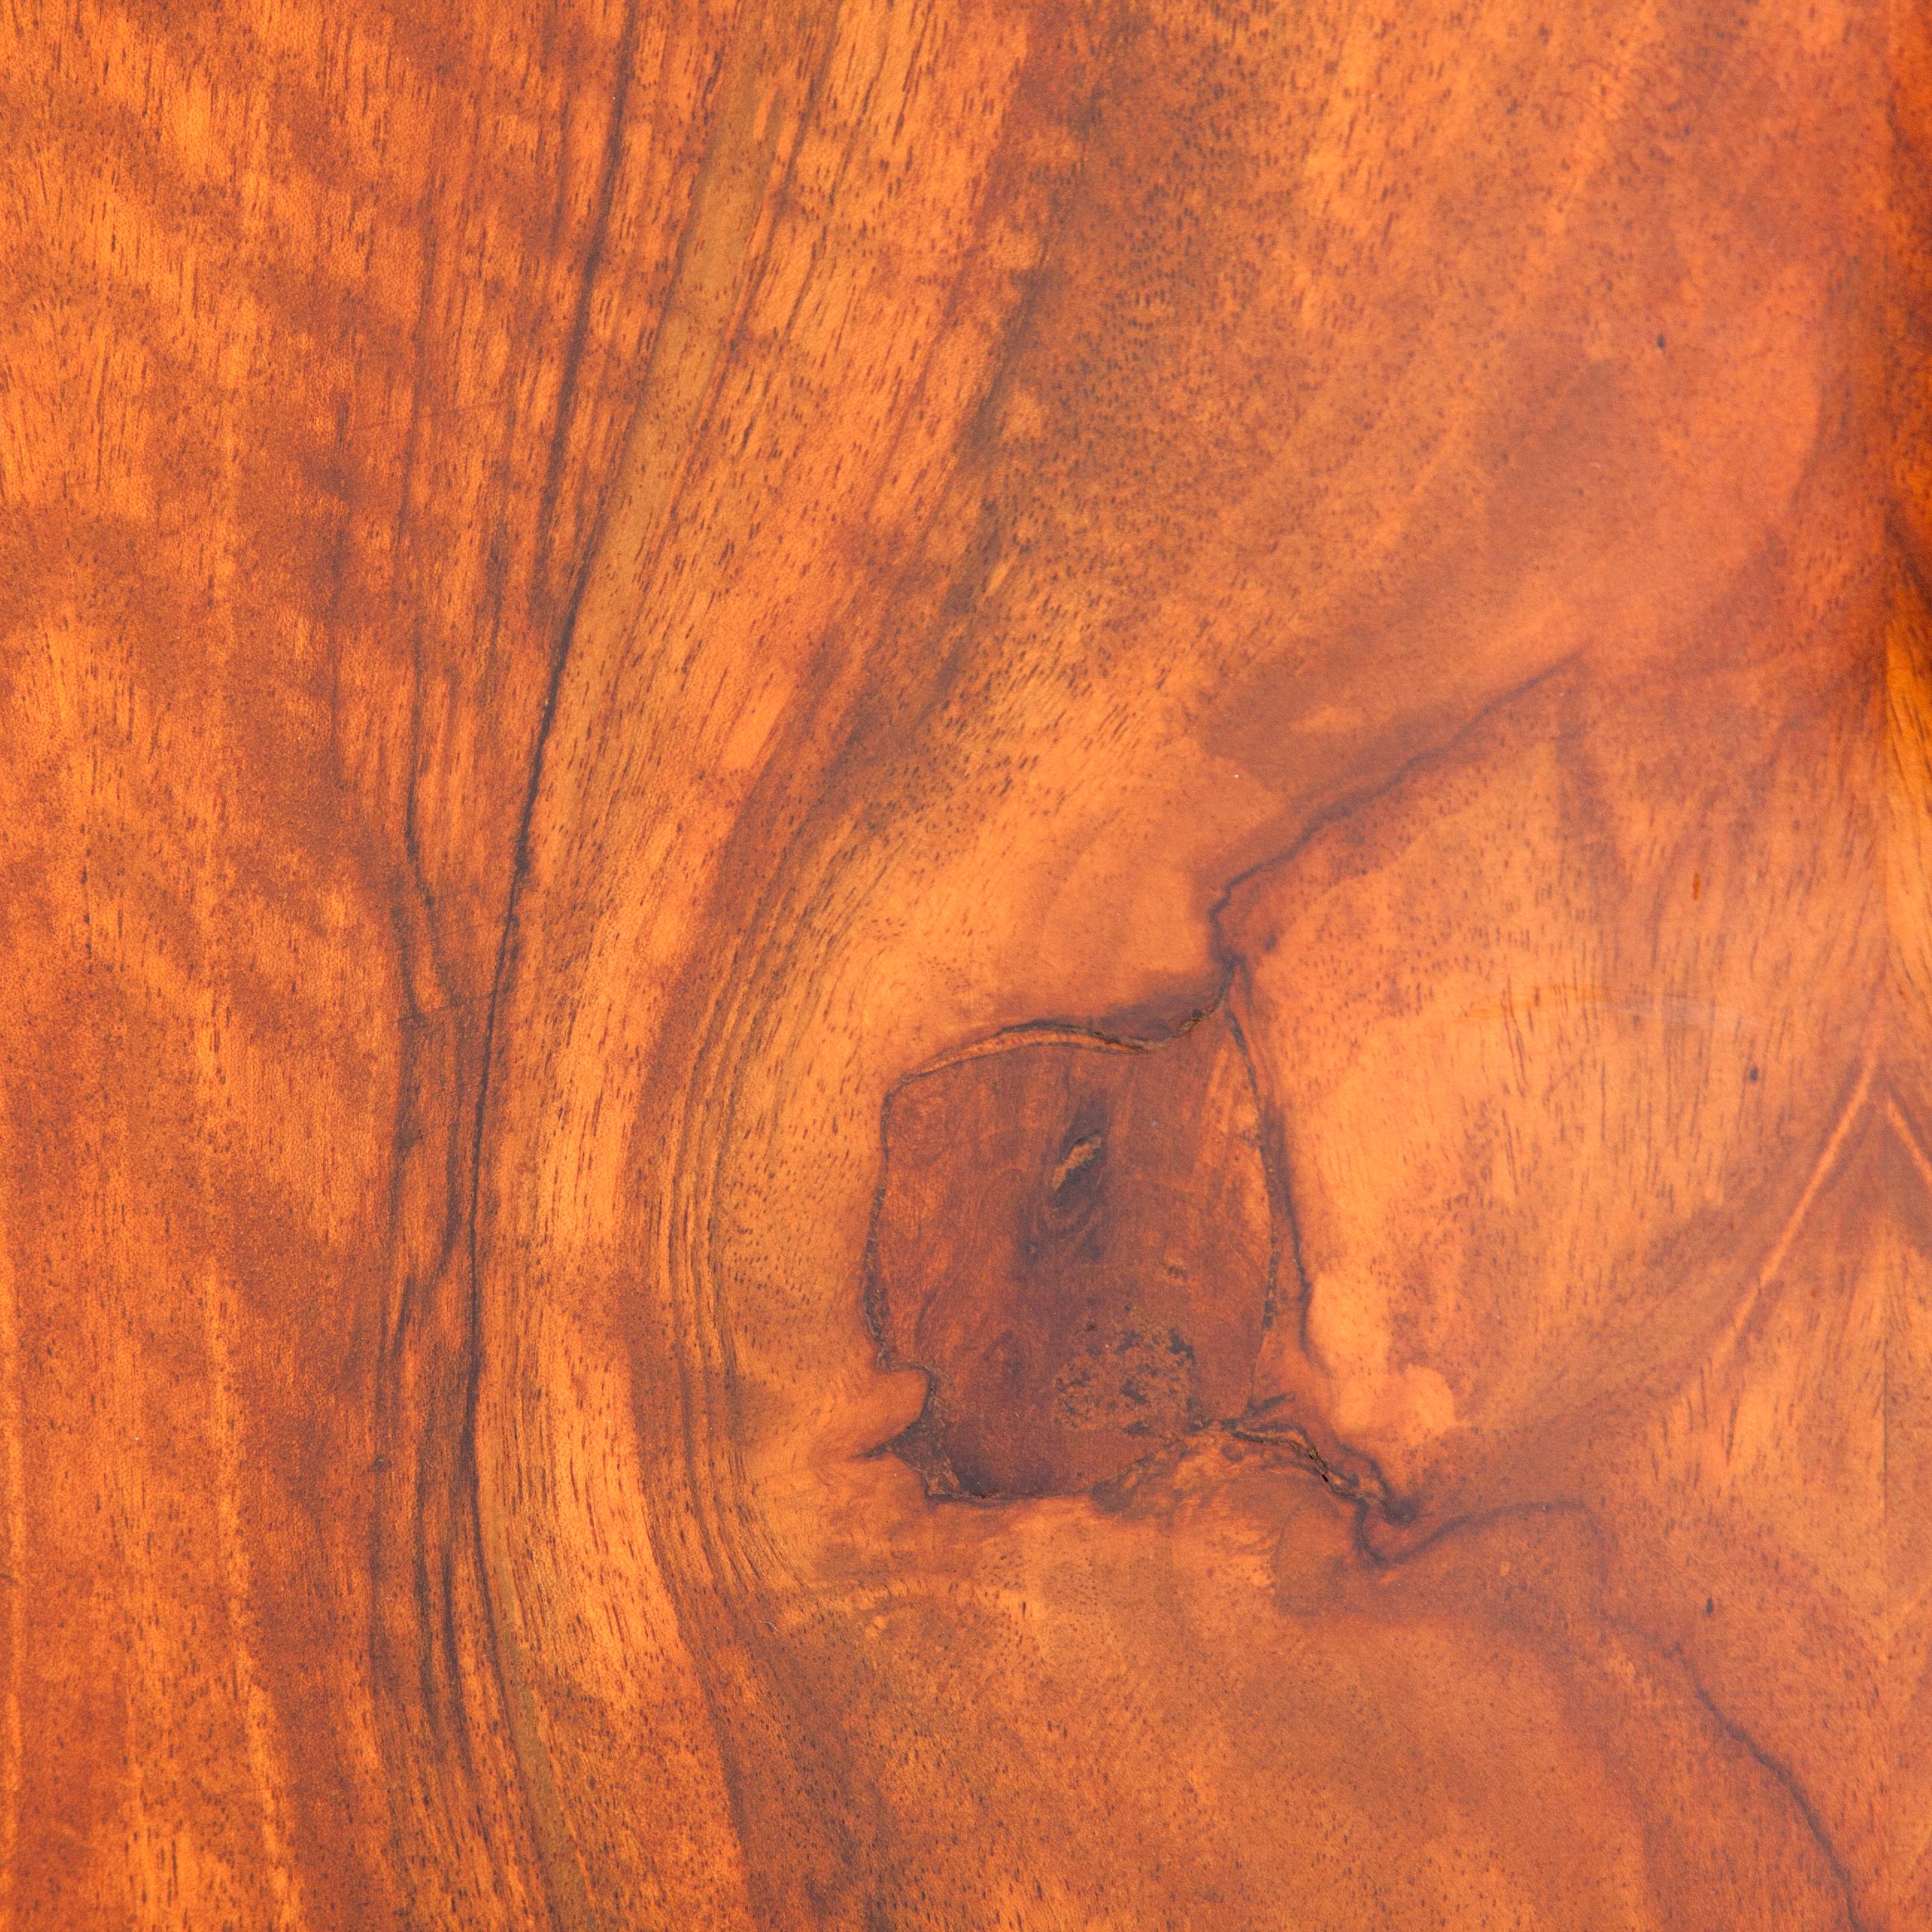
left=1, top=0, right=1923, bottom=1924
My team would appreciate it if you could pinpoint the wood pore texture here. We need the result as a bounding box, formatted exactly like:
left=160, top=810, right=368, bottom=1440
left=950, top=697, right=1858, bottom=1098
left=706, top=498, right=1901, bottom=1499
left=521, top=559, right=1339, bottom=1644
left=1, top=0, right=1925, bottom=1925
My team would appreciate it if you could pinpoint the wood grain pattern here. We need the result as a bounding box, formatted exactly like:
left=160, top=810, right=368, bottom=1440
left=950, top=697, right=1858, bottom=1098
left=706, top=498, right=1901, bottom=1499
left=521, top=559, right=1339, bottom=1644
left=0, top=0, right=1923, bottom=1924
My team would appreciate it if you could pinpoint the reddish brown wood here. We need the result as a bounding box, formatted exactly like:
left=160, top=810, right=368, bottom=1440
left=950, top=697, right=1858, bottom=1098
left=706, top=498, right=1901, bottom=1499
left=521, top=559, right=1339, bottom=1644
left=0, top=0, right=1923, bottom=1925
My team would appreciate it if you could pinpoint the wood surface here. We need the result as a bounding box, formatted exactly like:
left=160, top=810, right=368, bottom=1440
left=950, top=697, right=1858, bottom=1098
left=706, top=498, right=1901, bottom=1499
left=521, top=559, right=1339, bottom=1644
left=1, top=0, right=1926, bottom=1925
